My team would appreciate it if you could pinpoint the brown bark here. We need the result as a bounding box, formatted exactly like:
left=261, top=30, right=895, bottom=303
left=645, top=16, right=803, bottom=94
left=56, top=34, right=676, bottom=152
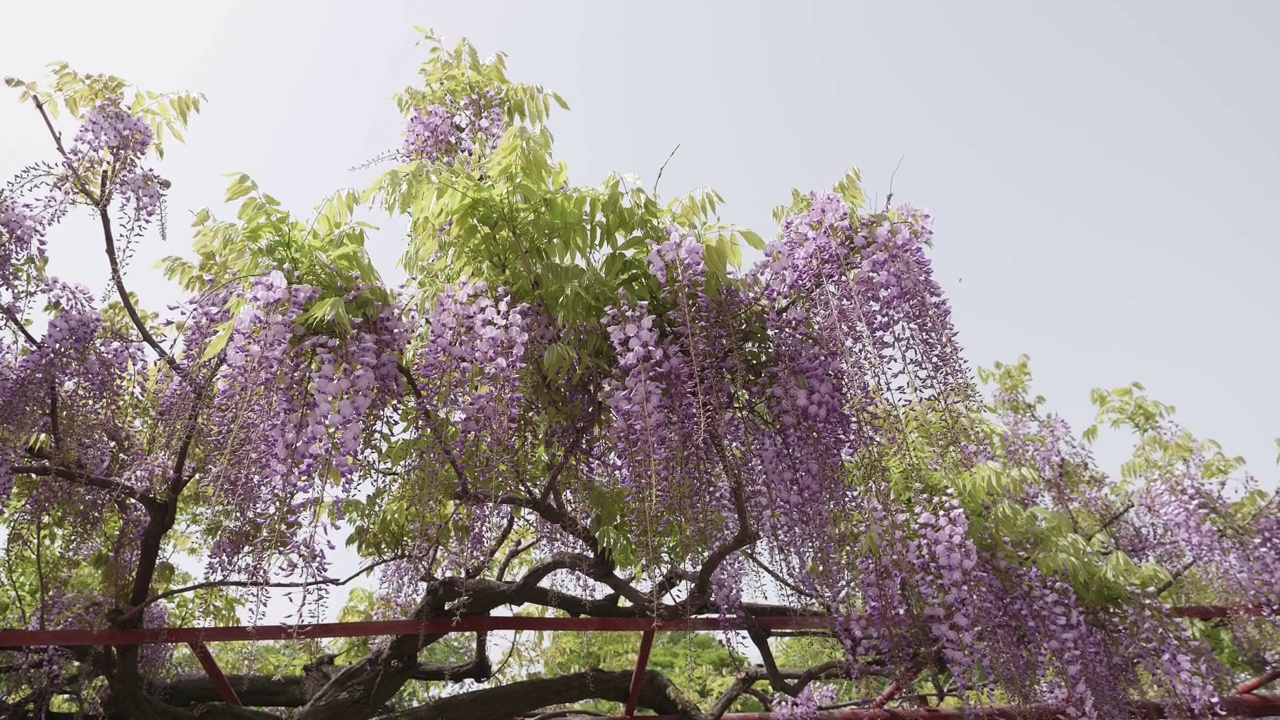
left=383, top=669, right=704, bottom=720
left=155, top=657, right=490, bottom=709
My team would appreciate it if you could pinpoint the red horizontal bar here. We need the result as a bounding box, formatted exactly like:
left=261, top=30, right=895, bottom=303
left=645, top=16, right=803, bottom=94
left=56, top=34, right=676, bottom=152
left=0, top=614, right=828, bottom=647
left=0, top=605, right=1262, bottom=648
left=1171, top=604, right=1268, bottom=620
left=607, top=693, right=1280, bottom=719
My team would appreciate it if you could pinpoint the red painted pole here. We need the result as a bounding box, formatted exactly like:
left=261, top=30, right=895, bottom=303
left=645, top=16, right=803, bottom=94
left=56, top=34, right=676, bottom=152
left=602, top=693, right=1280, bottom=719
left=0, top=605, right=1263, bottom=648
left=186, top=641, right=242, bottom=706
left=623, top=628, right=656, bottom=717
left=1238, top=668, right=1280, bottom=695
left=871, top=666, right=921, bottom=709
left=0, top=614, right=830, bottom=647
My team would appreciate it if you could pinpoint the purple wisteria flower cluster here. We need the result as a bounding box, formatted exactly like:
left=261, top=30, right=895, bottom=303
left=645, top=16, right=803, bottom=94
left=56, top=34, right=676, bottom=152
left=61, top=98, right=166, bottom=232
left=198, top=270, right=407, bottom=579
left=402, top=89, right=505, bottom=166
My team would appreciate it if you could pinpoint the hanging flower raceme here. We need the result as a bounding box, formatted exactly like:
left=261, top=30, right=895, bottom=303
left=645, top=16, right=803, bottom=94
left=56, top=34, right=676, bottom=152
left=722, top=193, right=1239, bottom=718
left=403, top=280, right=531, bottom=575
left=738, top=196, right=954, bottom=615
left=1108, top=419, right=1268, bottom=609
left=58, top=98, right=166, bottom=234
left=199, top=270, right=406, bottom=579
left=0, top=278, right=145, bottom=528
left=414, top=280, right=530, bottom=469
left=402, top=88, right=505, bottom=166
left=772, top=684, right=839, bottom=720
left=599, top=230, right=748, bottom=573
left=0, top=195, right=49, bottom=312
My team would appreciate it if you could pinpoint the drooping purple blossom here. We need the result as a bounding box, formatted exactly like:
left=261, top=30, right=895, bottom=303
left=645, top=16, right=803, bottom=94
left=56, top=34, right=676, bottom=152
left=402, top=89, right=505, bottom=166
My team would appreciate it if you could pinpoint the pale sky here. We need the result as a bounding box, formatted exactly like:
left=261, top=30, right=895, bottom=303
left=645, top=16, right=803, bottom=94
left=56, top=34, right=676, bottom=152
left=2, top=1, right=1278, bottom=621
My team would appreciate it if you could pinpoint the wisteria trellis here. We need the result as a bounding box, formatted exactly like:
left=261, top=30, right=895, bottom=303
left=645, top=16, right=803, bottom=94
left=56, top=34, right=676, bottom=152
left=0, top=33, right=1276, bottom=720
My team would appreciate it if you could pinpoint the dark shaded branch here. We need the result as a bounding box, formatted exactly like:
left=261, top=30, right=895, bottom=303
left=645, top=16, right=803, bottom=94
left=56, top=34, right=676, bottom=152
left=383, top=669, right=704, bottom=720
left=10, top=464, right=159, bottom=511
left=97, top=176, right=182, bottom=375
left=651, top=431, right=758, bottom=610
left=170, top=425, right=199, bottom=496
left=161, top=674, right=316, bottom=708
left=128, top=505, right=176, bottom=610
left=159, top=658, right=490, bottom=708
left=496, top=538, right=537, bottom=581
left=742, top=617, right=848, bottom=697
left=1086, top=501, right=1134, bottom=541
left=406, top=657, right=492, bottom=682
left=1155, top=559, right=1197, bottom=596
left=707, top=665, right=849, bottom=719
left=708, top=672, right=759, bottom=719
left=47, top=380, right=59, bottom=447
left=121, top=555, right=407, bottom=624
left=2, top=307, right=41, bottom=348
left=467, top=512, right=516, bottom=579
left=691, top=430, right=757, bottom=604
left=293, top=553, right=815, bottom=719
left=1239, top=668, right=1280, bottom=695
left=539, top=428, right=586, bottom=508
left=465, top=488, right=603, bottom=559
left=742, top=551, right=817, bottom=601
left=872, top=664, right=923, bottom=709
left=31, top=95, right=75, bottom=168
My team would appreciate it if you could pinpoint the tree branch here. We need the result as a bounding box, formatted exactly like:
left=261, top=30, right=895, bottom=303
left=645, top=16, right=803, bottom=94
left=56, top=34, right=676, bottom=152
left=120, top=555, right=408, bottom=624
left=672, top=431, right=759, bottom=611
left=10, top=463, right=159, bottom=511
left=384, top=669, right=704, bottom=720
left=707, top=665, right=848, bottom=719
left=1086, top=501, right=1134, bottom=542
left=158, top=656, right=490, bottom=708
left=1, top=306, right=41, bottom=349
left=466, top=512, right=516, bottom=579
left=397, top=361, right=472, bottom=492
left=97, top=182, right=182, bottom=376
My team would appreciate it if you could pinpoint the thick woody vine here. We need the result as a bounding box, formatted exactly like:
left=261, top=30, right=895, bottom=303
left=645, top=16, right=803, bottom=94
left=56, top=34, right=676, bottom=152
left=0, top=34, right=1276, bottom=720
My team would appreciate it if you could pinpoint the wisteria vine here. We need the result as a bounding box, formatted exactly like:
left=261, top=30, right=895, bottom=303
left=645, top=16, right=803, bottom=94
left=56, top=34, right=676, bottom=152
left=0, top=40, right=1275, bottom=720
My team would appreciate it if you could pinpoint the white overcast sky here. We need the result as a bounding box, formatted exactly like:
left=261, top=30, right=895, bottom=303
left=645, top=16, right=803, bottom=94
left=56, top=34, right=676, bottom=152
left=2, top=1, right=1278, bottom=619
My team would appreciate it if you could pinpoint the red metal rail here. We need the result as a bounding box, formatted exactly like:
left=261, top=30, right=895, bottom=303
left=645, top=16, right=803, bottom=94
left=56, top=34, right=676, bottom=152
left=0, top=614, right=832, bottom=647
left=0, top=605, right=1261, bottom=648
left=595, top=693, right=1280, bottom=719
left=0, top=605, right=1270, bottom=716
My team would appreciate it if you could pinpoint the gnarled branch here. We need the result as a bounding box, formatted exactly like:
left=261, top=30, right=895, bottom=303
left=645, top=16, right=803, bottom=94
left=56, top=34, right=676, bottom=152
left=384, top=668, right=704, bottom=720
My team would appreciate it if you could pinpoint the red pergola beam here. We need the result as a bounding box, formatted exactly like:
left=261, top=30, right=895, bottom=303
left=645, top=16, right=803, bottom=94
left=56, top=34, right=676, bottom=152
left=601, top=693, right=1280, bottom=719
left=0, top=615, right=828, bottom=647
left=1238, top=668, right=1280, bottom=695
left=186, top=641, right=242, bottom=706
left=0, top=605, right=1266, bottom=648
left=623, top=628, right=656, bottom=717
left=1172, top=604, right=1270, bottom=621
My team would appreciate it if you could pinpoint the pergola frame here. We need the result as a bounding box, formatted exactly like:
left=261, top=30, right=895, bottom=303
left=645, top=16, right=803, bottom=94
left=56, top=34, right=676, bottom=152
left=1, top=605, right=1276, bottom=718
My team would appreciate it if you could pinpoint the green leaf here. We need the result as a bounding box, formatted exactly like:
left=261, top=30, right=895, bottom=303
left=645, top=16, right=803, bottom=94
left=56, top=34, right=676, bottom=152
left=199, top=321, right=234, bottom=362
left=300, top=297, right=352, bottom=333
left=541, top=343, right=576, bottom=379
left=833, top=166, right=866, bottom=209
left=739, top=229, right=767, bottom=251
left=224, top=173, right=256, bottom=202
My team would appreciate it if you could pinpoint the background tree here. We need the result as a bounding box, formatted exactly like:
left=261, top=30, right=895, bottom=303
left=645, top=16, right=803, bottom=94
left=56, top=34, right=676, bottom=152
left=0, top=31, right=1275, bottom=720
